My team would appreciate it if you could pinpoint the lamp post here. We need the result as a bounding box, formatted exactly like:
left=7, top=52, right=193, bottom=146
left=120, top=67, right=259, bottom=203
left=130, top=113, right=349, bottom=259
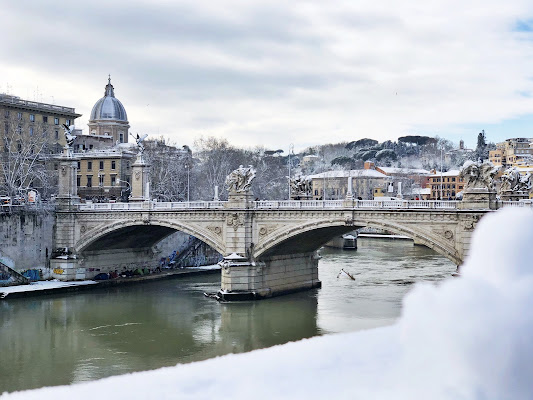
left=185, top=163, right=190, bottom=202
left=440, top=148, right=443, bottom=200
left=288, top=143, right=294, bottom=200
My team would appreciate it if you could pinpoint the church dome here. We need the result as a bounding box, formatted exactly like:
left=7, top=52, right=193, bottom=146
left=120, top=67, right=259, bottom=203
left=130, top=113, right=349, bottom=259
left=89, top=77, right=128, bottom=122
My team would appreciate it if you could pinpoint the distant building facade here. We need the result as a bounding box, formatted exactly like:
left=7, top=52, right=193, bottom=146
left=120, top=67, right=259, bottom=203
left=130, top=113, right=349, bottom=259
left=0, top=93, right=81, bottom=154
left=426, top=170, right=464, bottom=200
left=489, top=138, right=533, bottom=167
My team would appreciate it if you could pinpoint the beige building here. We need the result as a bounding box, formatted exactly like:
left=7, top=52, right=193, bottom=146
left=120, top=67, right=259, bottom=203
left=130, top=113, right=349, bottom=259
left=489, top=138, right=533, bottom=167
left=1, top=93, right=81, bottom=154
left=75, top=147, right=135, bottom=201
left=309, top=169, right=388, bottom=200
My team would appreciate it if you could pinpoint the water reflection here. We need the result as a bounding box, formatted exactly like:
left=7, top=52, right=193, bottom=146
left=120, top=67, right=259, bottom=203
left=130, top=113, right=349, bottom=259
left=0, top=239, right=455, bottom=393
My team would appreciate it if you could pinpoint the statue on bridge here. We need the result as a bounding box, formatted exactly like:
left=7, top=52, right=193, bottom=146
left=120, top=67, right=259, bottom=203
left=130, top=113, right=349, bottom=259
left=290, top=176, right=312, bottom=198
left=226, top=165, right=256, bottom=193
left=131, top=133, right=148, bottom=155
left=499, top=167, right=532, bottom=193
left=62, top=124, right=77, bottom=148
left=460, top=161, right=499, bottom=191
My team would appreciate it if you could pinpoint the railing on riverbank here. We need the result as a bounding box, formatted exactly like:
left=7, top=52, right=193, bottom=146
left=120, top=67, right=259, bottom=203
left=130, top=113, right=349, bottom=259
left=78, top=199, right=460, bottom=211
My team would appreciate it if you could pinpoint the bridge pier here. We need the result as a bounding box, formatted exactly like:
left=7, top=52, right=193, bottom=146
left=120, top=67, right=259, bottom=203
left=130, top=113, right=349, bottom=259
left=218, top=251, right=321, bottom=301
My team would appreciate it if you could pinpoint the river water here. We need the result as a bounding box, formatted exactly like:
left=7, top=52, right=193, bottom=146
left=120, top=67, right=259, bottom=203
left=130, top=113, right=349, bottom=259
left=0, top=238, right=455, bottom=393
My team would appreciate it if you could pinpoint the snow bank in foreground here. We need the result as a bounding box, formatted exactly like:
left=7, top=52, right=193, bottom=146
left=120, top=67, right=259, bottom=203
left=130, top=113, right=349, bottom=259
left=3, top=208, right=533, bottom=400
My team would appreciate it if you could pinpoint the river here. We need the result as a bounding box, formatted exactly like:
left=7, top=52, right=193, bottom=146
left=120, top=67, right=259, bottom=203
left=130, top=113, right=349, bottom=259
left=0, top=237, right=455, bottom=393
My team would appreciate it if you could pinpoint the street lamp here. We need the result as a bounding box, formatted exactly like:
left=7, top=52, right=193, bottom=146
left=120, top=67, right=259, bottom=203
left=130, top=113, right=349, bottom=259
left=288, top=143, right=294, bottom=200
left=185, top=163, right=190, bottom=202
left=440, top=148, right=443, bottom=200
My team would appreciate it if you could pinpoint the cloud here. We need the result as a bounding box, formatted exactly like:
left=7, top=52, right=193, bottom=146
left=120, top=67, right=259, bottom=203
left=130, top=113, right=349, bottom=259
left=2, top=0, right=533, bottom=150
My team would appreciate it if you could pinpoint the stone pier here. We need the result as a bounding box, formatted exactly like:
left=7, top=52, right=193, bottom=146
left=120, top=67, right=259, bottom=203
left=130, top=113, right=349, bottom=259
left=218, top=252, right=321, bottom=301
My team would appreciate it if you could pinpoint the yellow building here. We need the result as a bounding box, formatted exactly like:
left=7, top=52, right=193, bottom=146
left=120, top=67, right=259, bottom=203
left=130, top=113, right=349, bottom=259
left=75, top=148, right=135, bottom=201
left=489, top=138, right=533, bottom=167
left=426, top=170, right=464, bottom=200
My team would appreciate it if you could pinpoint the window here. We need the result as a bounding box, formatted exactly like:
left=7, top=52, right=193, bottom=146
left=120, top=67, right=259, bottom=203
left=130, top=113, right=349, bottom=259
left=111, top=176, right=116, bottom=186
left=29, top=127, right=33, bottom=136
left=76, top=176, right=81, bottom=187
left=119, top=133, right=124, bottom=143
left=87, top=176, right=92, bottom=187
left=66, top=119, right=71, bottom=126
left=54, top=117, right=59, bottom=125
left=99, top=161, right=104, bottom=170
left=16, top=125, right=22, bottom=134
left=54, top=130, right=59, bottom=140
left=452, top=177, right=456, bottom=182
left=17, top=112, right=22, bottom=120
left=111, top=160, right=116, bottom=170
left=77, top=161, right=81, bottom=169
left=43, top=116, right=48, bottom=123
left=30, top=114, right=35, bottom=122
left=87, top=161, right=92, bottom=171
left=54, top=163, right=58, bottom=170
left=99, top=174, right=104, bottom=187
left=89, top=144, right=94, bottom=150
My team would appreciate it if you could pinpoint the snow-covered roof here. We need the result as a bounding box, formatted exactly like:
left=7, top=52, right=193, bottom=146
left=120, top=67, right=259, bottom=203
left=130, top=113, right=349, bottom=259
left=308, top=169, right=387, bottom=179
left=411, top=188, right=431, bottom=195
left=377, top=167, right=430, bottom=175
left=432, top=169, right=461, bottom=177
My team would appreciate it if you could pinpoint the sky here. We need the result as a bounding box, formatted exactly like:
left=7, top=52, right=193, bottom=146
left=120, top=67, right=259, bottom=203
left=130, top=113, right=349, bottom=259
left=2, top=0, right=533, bottom=152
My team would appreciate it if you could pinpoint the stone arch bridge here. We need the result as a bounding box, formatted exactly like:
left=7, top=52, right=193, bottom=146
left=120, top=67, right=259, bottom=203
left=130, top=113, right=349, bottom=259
left=52, top=195, right=487, bottom=300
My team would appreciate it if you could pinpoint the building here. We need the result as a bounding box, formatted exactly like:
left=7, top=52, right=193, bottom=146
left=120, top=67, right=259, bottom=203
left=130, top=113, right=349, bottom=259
left=1, top=93, right=81, bottom=154
left=309, top=168, right=388, bottom=200
left=489, top=138, right=533, bottom=167
left=87, top=77, right=130, bottom=145
left=72, top=78, right=135, bottom=201
left=75, top=146, right=135, bottom=201
left=0, top=93, right=81, bottom=198
left=426, top=170, right=464, bottom=200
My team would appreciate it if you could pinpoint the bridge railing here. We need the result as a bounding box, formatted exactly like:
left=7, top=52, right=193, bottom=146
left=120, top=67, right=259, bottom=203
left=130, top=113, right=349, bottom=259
left=500, top=201, right=533, bottom=208
left=253, top=200, right=459, bottom=210
left=77, top=199, right=460, bottom=211
left=78, top=201, right=226, bottom=211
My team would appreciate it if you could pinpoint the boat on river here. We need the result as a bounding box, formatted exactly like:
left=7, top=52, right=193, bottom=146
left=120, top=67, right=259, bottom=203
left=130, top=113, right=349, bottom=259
left=325, top=234, right=357, bottom=250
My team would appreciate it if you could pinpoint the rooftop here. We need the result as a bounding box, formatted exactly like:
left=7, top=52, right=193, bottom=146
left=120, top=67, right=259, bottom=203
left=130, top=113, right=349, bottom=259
left=309, top=169, right=387, bottom=179
left=0, top=93, right=80, bottom=116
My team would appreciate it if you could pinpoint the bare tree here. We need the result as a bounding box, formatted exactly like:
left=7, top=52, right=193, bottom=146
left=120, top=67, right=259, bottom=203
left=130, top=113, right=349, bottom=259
left=0, top=118, right=54, bottom=198
left=143, top=137, right=191, bottom=201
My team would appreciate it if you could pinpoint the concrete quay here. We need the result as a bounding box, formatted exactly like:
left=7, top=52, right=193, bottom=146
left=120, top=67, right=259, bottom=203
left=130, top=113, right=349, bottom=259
left=0, top=265, right=220, bottom=300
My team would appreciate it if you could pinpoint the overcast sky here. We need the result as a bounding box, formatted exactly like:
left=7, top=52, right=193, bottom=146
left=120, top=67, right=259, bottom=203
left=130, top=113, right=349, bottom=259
left=2, top=0, right=533, bottom=152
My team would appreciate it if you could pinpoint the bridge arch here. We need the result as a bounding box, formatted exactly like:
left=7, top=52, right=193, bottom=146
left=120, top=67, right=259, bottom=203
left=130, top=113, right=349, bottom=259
left=254, top=218, right=461, bottom=265
left=75, top=219, right=226, bottom=256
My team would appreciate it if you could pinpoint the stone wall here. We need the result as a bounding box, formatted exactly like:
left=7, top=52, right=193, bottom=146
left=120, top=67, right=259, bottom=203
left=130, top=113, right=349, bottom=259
left=0, top=208, right=54, bottom=274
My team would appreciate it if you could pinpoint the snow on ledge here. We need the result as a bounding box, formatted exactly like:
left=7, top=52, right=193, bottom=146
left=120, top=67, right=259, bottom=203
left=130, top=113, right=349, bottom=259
left=3, top=208, right=533, bottom=400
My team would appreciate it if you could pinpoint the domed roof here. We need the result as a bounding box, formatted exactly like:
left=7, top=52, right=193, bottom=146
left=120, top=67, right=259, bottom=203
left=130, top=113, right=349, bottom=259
left=89, top=77, right=128, bottom=122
